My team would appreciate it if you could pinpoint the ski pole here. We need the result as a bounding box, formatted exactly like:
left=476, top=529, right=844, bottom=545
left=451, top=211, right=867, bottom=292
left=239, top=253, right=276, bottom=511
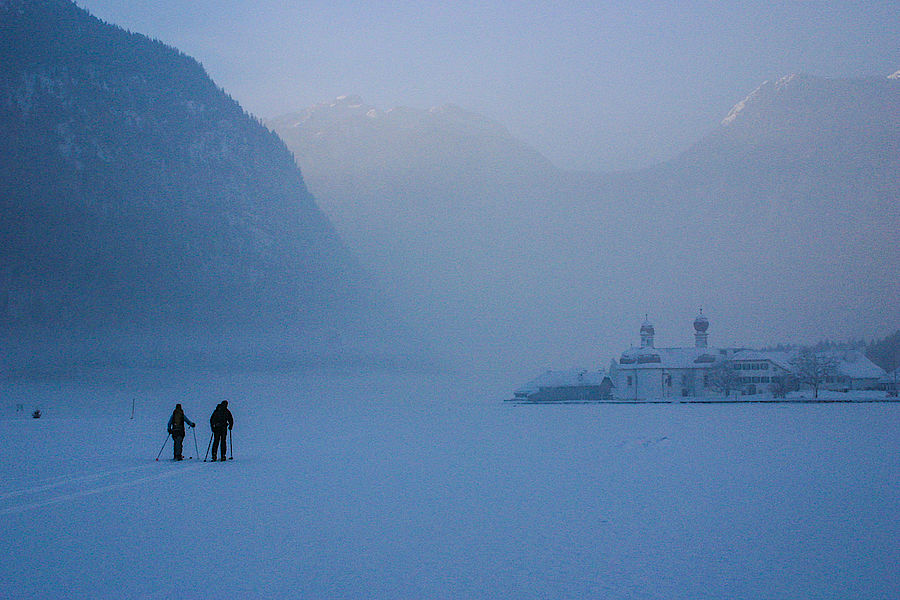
left=229, top=428, right=233, bottom=460
left=203, top=432, right=213, bottom=462
left=155, top=433, right=170, bottom=461
left=192, top=426, right=200, bottom=460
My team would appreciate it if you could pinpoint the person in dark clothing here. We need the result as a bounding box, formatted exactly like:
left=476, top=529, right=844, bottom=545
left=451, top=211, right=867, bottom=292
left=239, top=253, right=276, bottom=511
left=167, top=404, right=195, bottom=461
left=209, top=401, right=233, bottom=461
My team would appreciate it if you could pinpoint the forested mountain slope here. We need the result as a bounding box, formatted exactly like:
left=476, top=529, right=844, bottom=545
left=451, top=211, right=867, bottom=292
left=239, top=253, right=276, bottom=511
left=0, top=0, right=388, bottom=371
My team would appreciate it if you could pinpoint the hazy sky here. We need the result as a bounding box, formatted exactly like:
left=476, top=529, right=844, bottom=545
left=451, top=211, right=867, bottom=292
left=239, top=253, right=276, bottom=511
left=76, top=1, right=898, bottom=170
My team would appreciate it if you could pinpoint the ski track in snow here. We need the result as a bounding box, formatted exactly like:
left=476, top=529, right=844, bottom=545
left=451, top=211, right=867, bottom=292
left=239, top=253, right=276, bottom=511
left=0, top=462, right=204, bottom=515
left=0, top=463, right=157, bottom=501
left=615, top=435, right=671, bottom=449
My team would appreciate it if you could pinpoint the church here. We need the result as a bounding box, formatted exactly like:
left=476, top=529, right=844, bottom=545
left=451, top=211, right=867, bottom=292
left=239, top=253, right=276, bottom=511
left=609, top=312, right=737, bottom=400
left=609, top=313, right=884, bottom=400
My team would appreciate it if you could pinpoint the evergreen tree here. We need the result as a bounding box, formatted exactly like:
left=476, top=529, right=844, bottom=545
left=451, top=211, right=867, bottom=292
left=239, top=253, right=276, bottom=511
left=866, top=330, right=900, bottom=373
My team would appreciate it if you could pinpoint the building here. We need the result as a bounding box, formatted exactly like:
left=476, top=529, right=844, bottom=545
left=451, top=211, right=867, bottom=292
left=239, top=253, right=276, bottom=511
left=824, top=350, right=886, bottom=391
left=512, top=369, right=614, bottom=402
left=609, top=314, right=887, bottom=400
left=610, top=312, right=732, bottom=400
left=728, top=349, right=794, bottom=395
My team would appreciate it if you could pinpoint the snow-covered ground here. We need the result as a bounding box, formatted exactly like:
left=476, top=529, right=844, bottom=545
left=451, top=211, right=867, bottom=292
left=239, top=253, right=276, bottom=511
left=1, top=368, right=898, bottom=599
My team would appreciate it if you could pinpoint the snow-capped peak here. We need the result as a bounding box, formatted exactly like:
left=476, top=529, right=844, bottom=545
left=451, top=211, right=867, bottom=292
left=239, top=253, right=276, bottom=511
left=332, top=94, right=365, bottom=108
left=721, top=74, right=801, bottom=126
left=774, top=73, right=799, bottom=89
left=721, top=80, right=769, bottom=126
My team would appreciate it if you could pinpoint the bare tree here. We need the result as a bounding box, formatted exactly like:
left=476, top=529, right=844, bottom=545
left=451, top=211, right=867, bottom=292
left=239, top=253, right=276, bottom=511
left=707, top=361, right=740, bottom=397
left=769, top=373, right=799, bottom=398
left=790, top=349, right=839, bottom=399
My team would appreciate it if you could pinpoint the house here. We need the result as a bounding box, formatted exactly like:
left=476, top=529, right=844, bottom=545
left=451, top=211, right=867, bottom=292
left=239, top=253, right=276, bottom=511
left=729, top=349, right=794, bottom=395
left=825, top=350, right=886, bottom=391
left=512, top=369, right=614, bottom=402
left=609, top=315, right=886, bottom=399
left=515, top=312, right=889, bottom=402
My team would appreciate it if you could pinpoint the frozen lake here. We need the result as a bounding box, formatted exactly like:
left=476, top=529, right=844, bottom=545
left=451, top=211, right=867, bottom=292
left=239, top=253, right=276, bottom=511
left=1, top=368, right=898, bottom=599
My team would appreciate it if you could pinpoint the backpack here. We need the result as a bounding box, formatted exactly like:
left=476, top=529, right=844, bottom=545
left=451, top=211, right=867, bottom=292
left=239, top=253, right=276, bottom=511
left=210, top=405, right=227, bottom=430
left=169, top=410, right=185, bottom=433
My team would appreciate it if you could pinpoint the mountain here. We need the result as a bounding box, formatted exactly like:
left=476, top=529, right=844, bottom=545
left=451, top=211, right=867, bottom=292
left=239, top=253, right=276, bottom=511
left=268, top=95, right=558, bottom=192
left=269, top=76, right=900, bottom=382
left=604, top=73, right=899, bottom=355
left=0, top=0, right=388, bottom=371
left=680, top=72, right=900, bottom=171
left=268, top=97, right=576, bottom=380
left=266, top=95, right=561, bottom=264
left=636, top=73, right=900, bottom=338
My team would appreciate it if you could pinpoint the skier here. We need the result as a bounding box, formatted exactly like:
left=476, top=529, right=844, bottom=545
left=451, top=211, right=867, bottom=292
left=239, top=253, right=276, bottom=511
left=167, top=404, right=196, bottom=461
left=209, top=401, right=234, bottom=461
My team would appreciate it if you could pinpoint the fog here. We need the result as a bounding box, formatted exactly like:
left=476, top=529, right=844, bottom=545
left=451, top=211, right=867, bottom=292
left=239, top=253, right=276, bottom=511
left=267, top=88, right=899, bottom=390
left=3, top=6, right=900, bottom=597
left=74, top=1, right=899, bottom=172
left=11, top=1, right=899, bottom=393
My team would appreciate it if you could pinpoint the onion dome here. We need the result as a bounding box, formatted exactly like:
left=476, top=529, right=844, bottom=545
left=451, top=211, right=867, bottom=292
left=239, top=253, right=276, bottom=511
left=640, top=316, right=655, bottom=336
left=693, top=310, right=709, bottom=333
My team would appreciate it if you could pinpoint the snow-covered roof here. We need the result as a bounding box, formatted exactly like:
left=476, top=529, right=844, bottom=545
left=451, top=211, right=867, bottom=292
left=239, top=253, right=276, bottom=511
left=615, top=346, right=884, bottom=379
left=731, top=349, right=884, bottom=379
left=731, top=349, right=794, bottom=371
left=829, top=351, right=885, bottom=379
left=617, top=346, right=724, bottom=370
left=515, top=369, right=609, bottom=395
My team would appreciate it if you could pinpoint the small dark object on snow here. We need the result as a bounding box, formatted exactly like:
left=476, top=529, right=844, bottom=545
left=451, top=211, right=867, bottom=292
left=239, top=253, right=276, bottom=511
left=32, top=409, right=42, bottom=419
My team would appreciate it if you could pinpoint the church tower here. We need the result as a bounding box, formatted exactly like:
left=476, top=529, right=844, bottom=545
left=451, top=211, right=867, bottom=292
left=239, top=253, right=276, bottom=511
left=640, top=315, right=655, bottom=348
left=694, top=309, right=709, bottom=348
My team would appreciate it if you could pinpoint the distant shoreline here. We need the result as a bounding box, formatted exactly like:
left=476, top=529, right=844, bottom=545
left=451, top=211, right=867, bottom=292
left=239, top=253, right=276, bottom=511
left=508, top=397, right=900, bottom=405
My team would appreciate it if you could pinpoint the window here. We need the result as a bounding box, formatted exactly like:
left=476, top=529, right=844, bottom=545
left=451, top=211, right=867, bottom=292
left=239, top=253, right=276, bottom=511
left=665, top=375, right=672, bottom=387
left=627, top=376, right=633, bottom=386
left=703, top=375, right=709, bottom=387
